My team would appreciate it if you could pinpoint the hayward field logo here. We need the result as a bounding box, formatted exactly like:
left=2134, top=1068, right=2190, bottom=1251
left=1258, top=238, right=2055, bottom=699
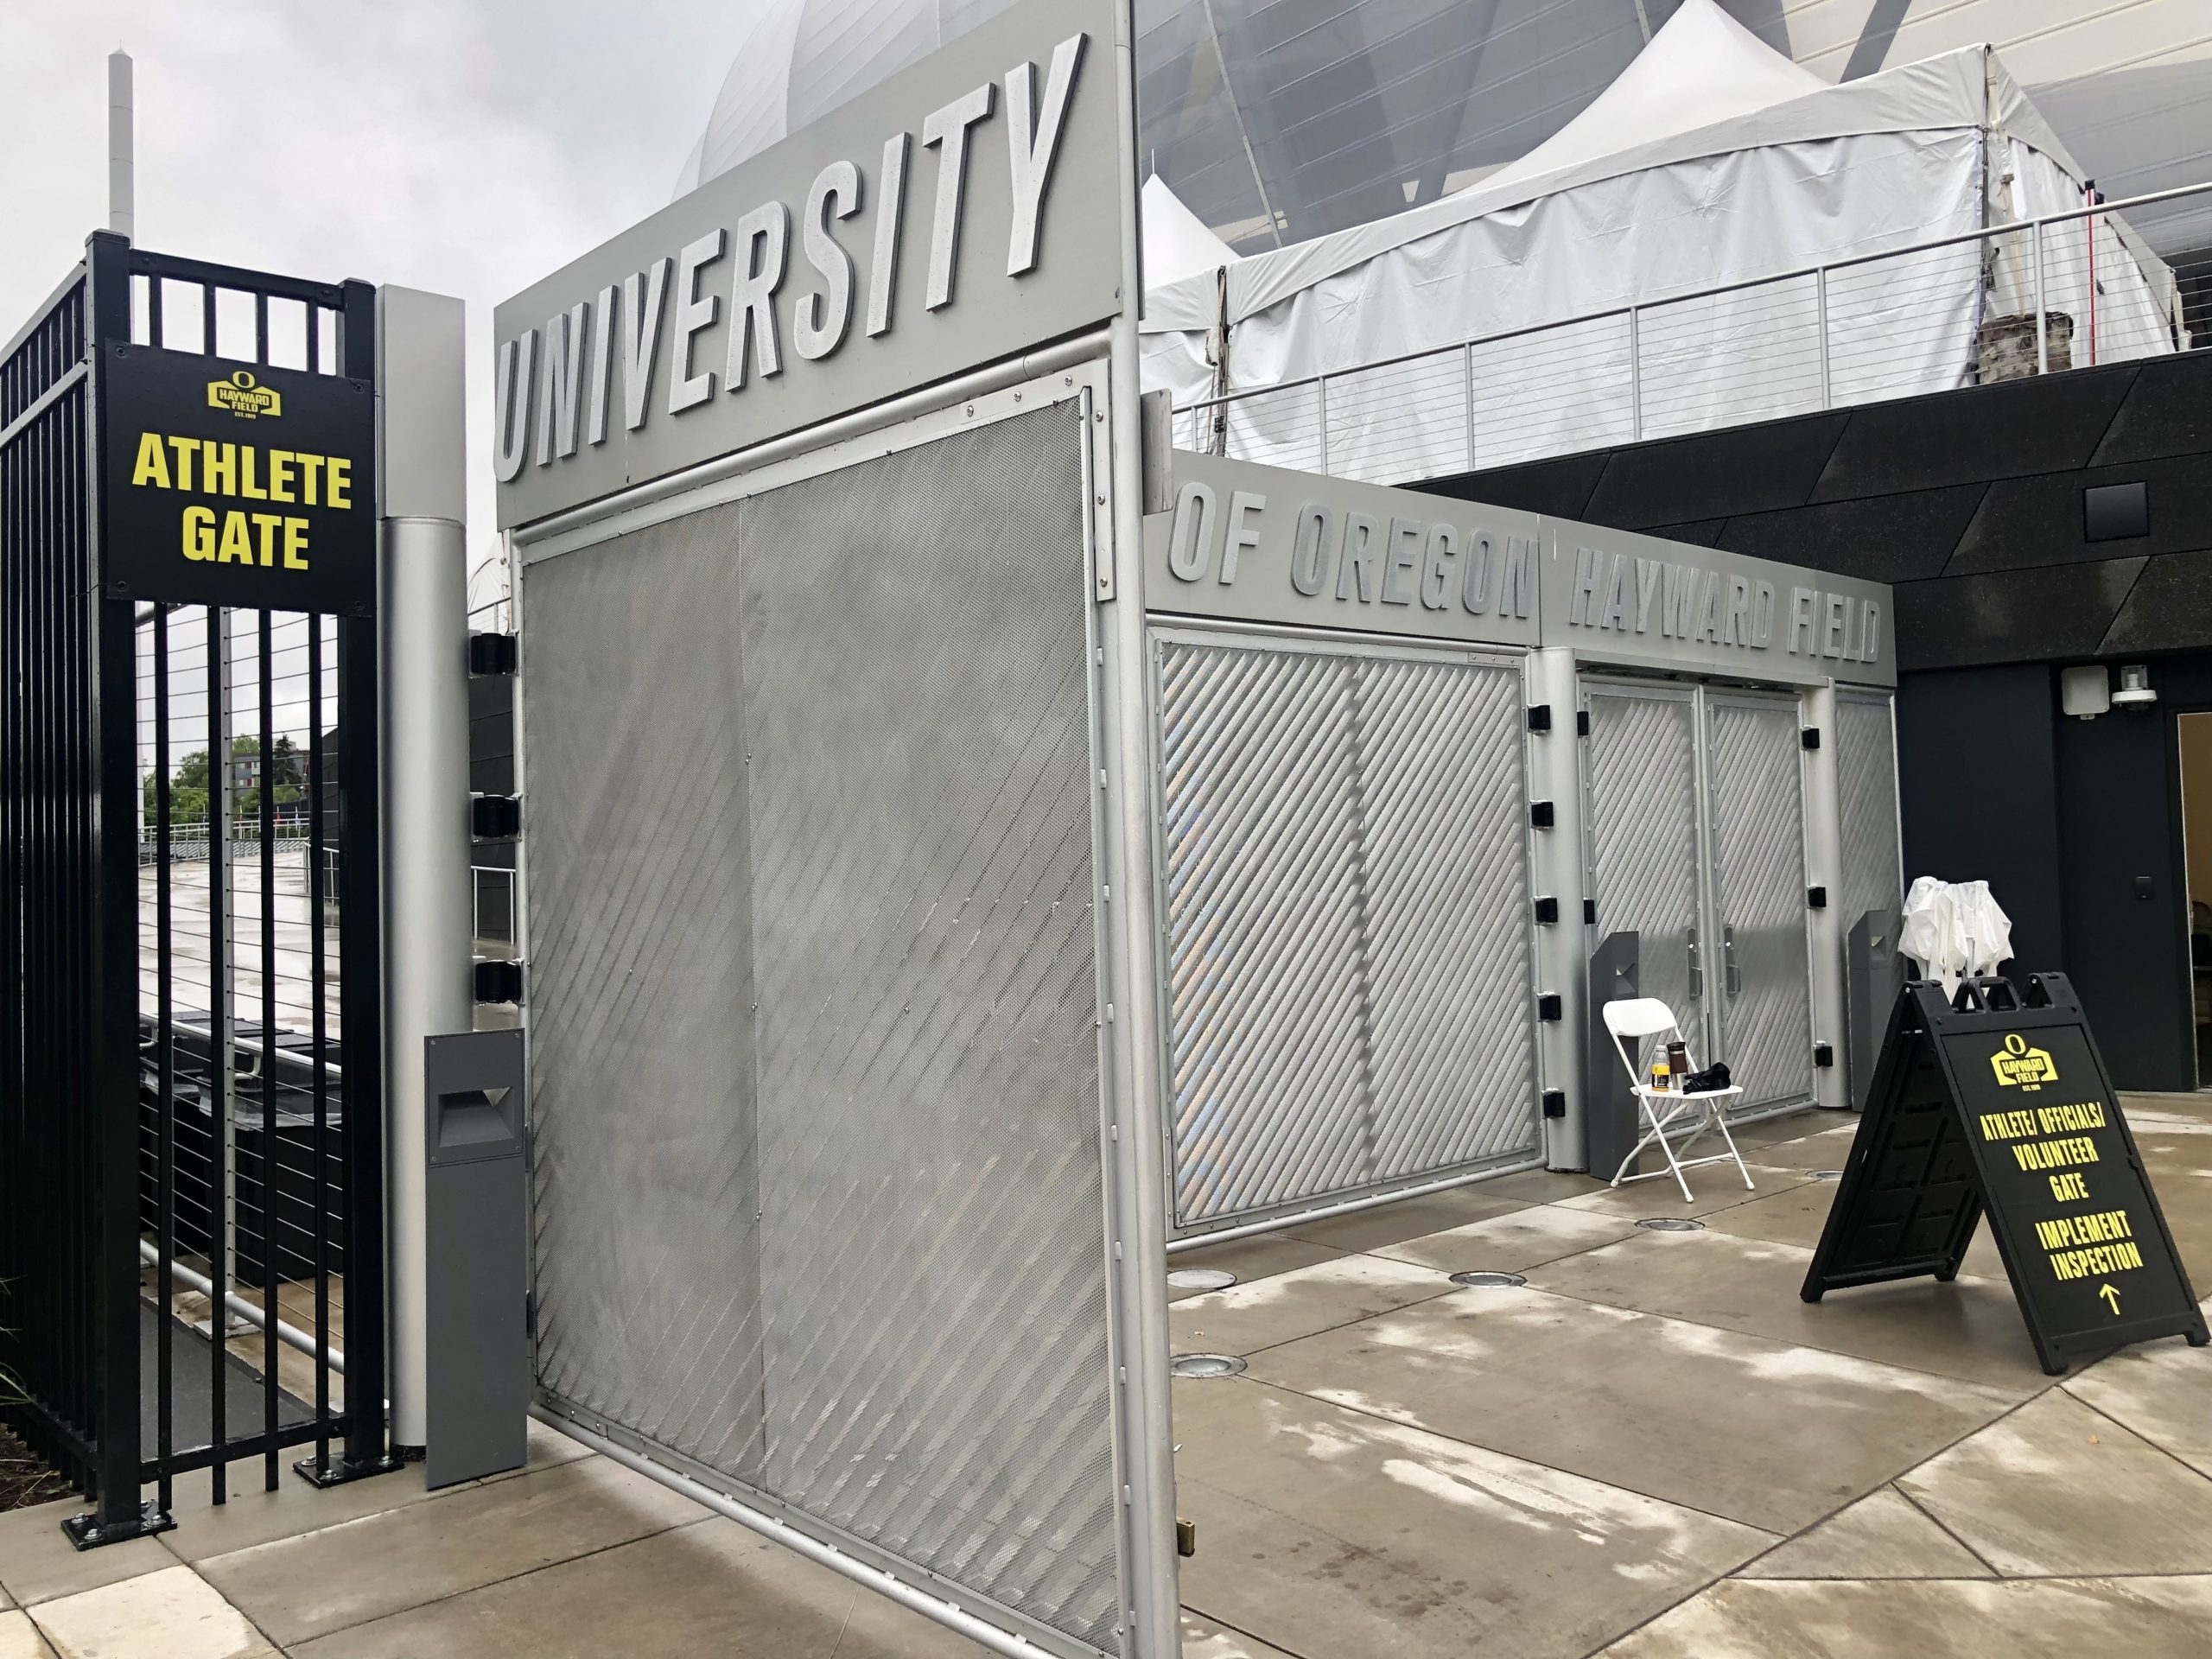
left=207, top=370, right=282, bottom=420
left=1991, top=1032, right=2059, bottom=1091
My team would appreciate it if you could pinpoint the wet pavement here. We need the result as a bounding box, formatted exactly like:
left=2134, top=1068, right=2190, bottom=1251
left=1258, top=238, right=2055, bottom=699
left=8, top=1101, right=2212, bottom=1657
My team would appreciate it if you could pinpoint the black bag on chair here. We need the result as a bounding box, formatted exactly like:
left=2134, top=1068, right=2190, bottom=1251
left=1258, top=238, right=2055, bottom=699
left=1681, top=1061, right=1732, bottom=1096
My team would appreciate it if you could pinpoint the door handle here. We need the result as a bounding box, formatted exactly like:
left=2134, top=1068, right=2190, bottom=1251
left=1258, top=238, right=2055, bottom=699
left=1687, top=927, right=1703, bottom=999
left=1723, top=924, right=1742, bottom=996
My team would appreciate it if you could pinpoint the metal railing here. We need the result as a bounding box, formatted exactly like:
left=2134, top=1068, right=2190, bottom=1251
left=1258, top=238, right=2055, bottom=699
left=1173, top=182, right=2212, bottom=485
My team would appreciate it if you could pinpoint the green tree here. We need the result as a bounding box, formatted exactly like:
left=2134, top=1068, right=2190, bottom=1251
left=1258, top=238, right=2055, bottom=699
left=144, top=761, right=211, bottom=824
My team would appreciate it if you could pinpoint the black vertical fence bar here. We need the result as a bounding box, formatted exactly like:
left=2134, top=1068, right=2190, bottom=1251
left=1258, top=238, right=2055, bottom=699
left=258, top=612, right=278, bottom=1489
left=334, top=277, right=388, bottom=1474
left=88, top=231, right=149, bottom=1539
left=207, top=603, right=227, bottom=1505
left=336, top=613, right=385, bottom=1471
left=154, top=607, right=175, bottom=1516
left=308, top=619, right=330, bottom=1475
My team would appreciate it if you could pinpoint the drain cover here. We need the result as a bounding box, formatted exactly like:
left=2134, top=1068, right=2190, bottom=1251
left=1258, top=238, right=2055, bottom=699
left=1168, top=1268, right=1238, bottom=1293
left=1810, top=1170, right=1844, bottom=1182
left=1447, top=1270, right=1528, bottom=1288
left=1637, top=1217, right=1706, bottom=1232
left=1172, top=1354, right=1247, bottom=1379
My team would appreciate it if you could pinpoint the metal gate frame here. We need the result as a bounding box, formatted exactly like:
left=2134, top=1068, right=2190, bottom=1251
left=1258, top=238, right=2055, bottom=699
left=1147, top=621, right=1548, bottom=1247
left=506, top=358, right=1173, bottom=1659
left=1579, top=673, right=1820, bottom=1124
left=0, top=232, right=391, bottom=1547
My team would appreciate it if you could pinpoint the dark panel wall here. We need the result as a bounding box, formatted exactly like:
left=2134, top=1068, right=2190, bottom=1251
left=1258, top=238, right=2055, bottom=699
left=1895, top=664, right=2064, bottom=987
left=2053, top=690, right=2195, bottom=1091
left=1424, top=351, right=2212, bottom=1087
left=1427, top=351, right=2212, bottom=674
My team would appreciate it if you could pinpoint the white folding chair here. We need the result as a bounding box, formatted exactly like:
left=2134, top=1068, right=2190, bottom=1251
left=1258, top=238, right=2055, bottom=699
left=1602, top=997, right=1753, bottom=1204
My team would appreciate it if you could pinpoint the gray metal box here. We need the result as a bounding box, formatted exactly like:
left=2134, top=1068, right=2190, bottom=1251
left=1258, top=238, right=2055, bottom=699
left=424, top=1029, right=528, bottom=1489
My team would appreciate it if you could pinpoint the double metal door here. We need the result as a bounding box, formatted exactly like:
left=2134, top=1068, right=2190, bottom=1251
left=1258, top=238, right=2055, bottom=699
left=1155, top=631, right=1544, bottom=1235
left=1583, top=681, right=1815, bottom=1116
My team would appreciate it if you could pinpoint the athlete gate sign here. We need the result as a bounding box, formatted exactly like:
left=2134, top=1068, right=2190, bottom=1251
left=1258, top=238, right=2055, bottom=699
left=104, top=344, right=377, bottom=614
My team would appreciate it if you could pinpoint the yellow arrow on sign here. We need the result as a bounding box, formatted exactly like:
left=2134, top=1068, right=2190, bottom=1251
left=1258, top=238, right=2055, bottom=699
left=2099, top=1283, right=2122, bottom=1317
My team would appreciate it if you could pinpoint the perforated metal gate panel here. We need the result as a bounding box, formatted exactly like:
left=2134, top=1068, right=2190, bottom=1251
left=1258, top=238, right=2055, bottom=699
left=1159, top=644, right=1366, bottom=1223
left=1358, top=658, right=1537, bottom=1180
left=1158, top=637, right=1539, bottom=1231
left=1835, top=692, right=1904, bottom=931
left=1704, top=695, right=1815, bottom=1114
left=1585, top=686, right=1704, bottom=1071
left=525, top=404, right=1122, bottom=1654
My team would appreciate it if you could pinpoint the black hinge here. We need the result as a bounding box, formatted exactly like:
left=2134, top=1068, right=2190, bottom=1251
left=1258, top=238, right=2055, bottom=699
left=524, top=1290, right=537, bottom=1338
left=472, top=794, right=522, bottom=841
left=1529, top=800, right=1555, bottom=830
left=474, top=958, right=525, bottom=1006
left=1526, top=703, right=1552, bottom=733
left=1534, top=896, right=1560, bottom=925
left=1807, top=885, right=1827, bottom=909
left=1814, top=1042, right=1834, bottom=1068
left=1801, top=727, right=1821, bottom=750
left=1583, top=898, right=1598, bottom=925
left=1576, top=709, right=1591, bottom=737
left=1538, top=993, right=1562, bottom=1022
left=1541, top=1090, right=1566, bottom=1119
left=469, top=632, right=518, bottom=676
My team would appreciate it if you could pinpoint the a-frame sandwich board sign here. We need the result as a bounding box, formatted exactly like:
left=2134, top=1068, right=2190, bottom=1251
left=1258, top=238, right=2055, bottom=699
left=1803, top=974, right=2209, bottom=1376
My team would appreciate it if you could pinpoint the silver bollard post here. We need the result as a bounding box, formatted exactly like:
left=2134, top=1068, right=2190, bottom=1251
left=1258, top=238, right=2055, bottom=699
left=376, top=287, right=472, bottom=1453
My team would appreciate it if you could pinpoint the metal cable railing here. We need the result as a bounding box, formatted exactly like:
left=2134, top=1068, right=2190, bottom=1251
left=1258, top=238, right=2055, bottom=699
left=1173, top=181, right=2212, bottom=485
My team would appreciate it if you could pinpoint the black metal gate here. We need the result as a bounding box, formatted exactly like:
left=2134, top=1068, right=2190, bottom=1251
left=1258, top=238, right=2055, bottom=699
left=0, top=232, right=391, bottom=1545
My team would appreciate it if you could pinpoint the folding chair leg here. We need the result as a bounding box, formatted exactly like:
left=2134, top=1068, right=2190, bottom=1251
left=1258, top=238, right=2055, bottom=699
left=1660, top=1130, right=1696, bottom=1206
left=1610, top=1098, right=1667, bottom=1188
left=1712, top=1109, right=1754, bottom=1190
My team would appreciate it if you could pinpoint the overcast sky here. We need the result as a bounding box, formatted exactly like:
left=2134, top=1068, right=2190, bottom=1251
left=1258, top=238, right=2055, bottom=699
left=2, top=1, right=749, bottom=588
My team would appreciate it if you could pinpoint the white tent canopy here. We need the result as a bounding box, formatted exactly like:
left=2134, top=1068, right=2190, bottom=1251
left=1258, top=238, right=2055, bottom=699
left=1142, top=0, right=2177, bottom=482
left=1141, top=175, right=1240, bottom=289
left=1476, top=0, right=1824, bottom=200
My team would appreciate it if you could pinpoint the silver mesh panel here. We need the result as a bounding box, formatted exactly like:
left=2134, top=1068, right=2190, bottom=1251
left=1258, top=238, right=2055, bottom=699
left=1585, top=688, right=1702, bottom=1074
left=1159, top=639, right=1539, bottom=1230
left=1704, top=696, right=1814, bottom=1114
left=525, top=404, right=1120, bottom=1652
left=526, top=510, right=764, bottom=1479
left=1835, top=693, right=1903, bottom=930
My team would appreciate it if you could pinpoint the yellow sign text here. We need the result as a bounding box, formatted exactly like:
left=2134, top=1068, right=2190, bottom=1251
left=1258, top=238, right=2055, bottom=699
left=181, top=505, right=310, bottom=569
left=130, top=431, right=352, bottom=510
